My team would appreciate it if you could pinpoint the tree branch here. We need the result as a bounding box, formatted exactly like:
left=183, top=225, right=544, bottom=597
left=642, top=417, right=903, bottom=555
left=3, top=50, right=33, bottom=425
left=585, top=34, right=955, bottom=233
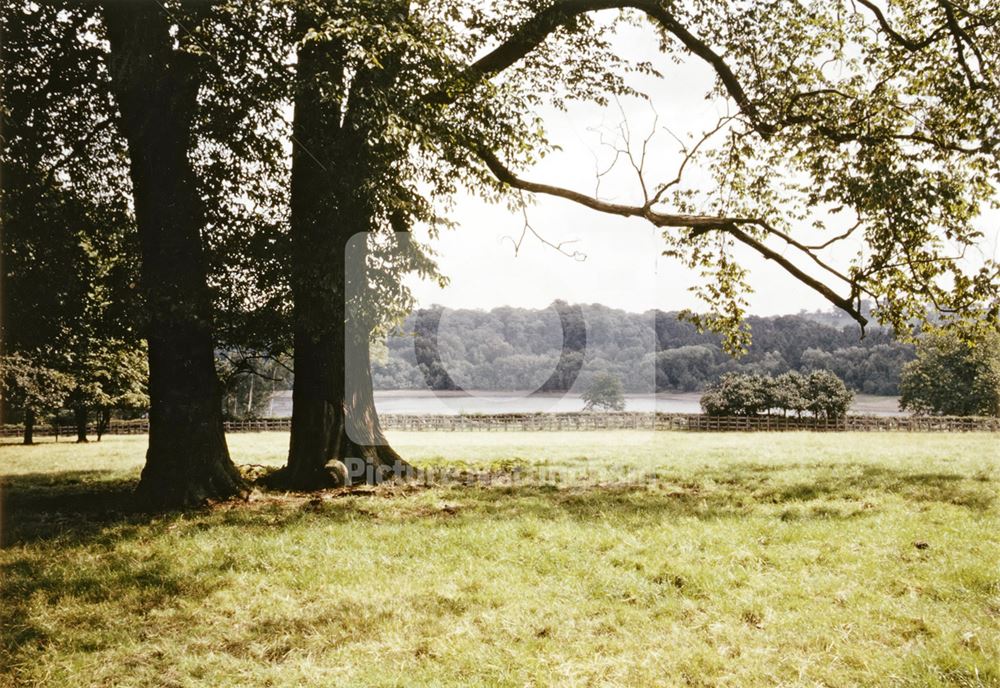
left=477, top=147, right=869, bottom=328
left=428, top=1, right=771, bottom=133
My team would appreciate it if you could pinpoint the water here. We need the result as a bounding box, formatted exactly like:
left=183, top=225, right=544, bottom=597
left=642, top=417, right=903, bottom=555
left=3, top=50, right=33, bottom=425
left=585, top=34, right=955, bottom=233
left=265, top=391, right=904, bottom=417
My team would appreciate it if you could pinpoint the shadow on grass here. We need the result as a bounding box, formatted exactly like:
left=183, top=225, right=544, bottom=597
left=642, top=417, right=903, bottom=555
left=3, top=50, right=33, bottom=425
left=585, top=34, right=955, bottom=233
left=746, top=464, right=995, bottom=511
left=0, top=472, right=235, bottom=674
left=3, top=461, right=995, bottom=547
left=1, top=531, right=227, bottom=676
left=1, top=471, right=157, bottom=550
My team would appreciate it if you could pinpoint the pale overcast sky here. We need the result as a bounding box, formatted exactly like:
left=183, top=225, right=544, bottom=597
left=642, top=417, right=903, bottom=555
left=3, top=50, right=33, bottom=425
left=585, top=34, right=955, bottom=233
left=405, top=22, right=999, bottom=316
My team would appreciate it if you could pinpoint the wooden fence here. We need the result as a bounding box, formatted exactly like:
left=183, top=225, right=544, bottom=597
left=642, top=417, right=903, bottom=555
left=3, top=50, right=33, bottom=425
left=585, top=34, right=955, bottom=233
left=3, top=412, right=999, bottom=438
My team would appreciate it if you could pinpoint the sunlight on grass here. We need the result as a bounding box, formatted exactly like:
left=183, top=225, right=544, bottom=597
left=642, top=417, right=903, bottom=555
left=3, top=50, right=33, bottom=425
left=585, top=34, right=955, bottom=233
left=1, top=432, right=998, bottom=687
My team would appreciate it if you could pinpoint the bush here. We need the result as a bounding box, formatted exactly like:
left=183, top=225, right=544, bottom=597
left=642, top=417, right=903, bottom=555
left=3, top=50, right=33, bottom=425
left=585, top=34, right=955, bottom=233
left=699, top=373, right=772, bottom=416
left=805, top=370, right=854, bottom=419
left=701, top=370, right=852, bottom=418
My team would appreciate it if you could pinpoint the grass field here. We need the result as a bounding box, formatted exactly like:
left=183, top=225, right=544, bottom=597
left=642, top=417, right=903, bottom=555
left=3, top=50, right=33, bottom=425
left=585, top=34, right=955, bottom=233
left=1, top=432, right=998, bottom=687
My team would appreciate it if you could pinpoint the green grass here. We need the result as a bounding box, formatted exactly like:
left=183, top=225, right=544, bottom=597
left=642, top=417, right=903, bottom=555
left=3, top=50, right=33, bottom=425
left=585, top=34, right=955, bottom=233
left=1, top=431, right=999, bottom=687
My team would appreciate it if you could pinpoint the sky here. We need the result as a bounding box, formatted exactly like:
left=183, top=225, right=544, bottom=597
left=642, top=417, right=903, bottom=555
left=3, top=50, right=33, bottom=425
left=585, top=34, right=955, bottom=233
left=403, top=21, right=999, bottom=317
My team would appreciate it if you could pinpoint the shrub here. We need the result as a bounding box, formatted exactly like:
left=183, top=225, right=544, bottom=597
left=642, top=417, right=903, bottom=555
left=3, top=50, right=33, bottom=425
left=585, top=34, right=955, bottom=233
left=701, top=370, right=852, bottom=418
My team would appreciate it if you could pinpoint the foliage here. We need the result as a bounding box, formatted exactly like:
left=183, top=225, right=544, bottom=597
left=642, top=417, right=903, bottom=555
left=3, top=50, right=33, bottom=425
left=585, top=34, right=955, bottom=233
left=900, top=329, right=1000, bottom=416
left=147, top=0, right=1000, bottom=358
left=582, top=372, right=626, bottom=411
left=218, top=352, right=293, bottom=420
left=67, top=345, right=150, bottom=418
left=700, top=373, right=774, bottom=416
left=701, top=370, right=852, bottom=418
left=804, top=369, right=855, bottom=420
left=0, top=352, right=73, bottom=421
left=772, top=371, right=810, bottom=417
left=1, top=2, right=146, bottom=425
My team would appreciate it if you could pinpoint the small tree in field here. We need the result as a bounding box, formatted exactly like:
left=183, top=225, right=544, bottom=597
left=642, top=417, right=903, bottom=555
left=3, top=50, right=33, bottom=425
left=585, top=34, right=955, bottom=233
left=582, top=373, right=626, bottom=412
left=0, top=353, right=72, bottom=444
left=806, top=371, right=853, bottom=420
left=900, top=330, right=1000, bottom=417
left=773, top=372, right=809, bottom=418
left=701, top=373, right=772, bottom=416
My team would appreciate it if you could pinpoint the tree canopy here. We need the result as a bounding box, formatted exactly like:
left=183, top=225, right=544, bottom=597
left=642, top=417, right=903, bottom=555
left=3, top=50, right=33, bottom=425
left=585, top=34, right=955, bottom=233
left=701, top=370, right=853, bottom=418
left=582, top=372, right=627, bottom=410
left=3, top=0, right=999, bottom=502
left=900, top=328, right=1000, bottom=416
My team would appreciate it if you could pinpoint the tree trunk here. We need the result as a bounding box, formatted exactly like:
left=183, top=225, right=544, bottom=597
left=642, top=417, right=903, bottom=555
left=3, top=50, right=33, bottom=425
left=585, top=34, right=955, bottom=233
left=101, top=2, right=245, bottom=507
left=273, top=22, right=410, bottom=491
left=75, top=406, right=89, bottom=443
left=96, top=408, right=110, bottom=441
left=23, top=408, right=34, bottom=445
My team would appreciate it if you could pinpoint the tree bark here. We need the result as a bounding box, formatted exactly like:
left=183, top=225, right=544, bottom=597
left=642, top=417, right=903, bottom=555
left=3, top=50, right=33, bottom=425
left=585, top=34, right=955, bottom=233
left=23, top=408, right=34, bottom=445
left=273, top=20, right=411, bottom=491
left=101, top=2, right=245, bottom=507
left=75, top=406, right=89, bottom=443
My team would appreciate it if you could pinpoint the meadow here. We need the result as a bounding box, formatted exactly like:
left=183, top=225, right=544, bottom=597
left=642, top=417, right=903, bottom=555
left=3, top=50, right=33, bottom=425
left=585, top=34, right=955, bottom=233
left=1, top=431, right=998, bottom=687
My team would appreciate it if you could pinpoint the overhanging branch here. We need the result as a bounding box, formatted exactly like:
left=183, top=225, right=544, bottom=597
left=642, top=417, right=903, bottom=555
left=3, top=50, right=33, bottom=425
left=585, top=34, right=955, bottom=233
left=428, top=0, right=771, bottom=134
left=478, top=147, right=869, bottom=328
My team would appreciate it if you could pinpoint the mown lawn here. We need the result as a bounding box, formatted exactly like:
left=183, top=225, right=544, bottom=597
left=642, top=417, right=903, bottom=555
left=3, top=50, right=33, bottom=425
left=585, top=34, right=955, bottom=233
left=1, top=432, right=998, bottom=687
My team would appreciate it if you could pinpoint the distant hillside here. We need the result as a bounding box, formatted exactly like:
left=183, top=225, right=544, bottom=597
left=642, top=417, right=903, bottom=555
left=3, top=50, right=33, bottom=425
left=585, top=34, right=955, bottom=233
left=373, top=303, right=913, bottom=395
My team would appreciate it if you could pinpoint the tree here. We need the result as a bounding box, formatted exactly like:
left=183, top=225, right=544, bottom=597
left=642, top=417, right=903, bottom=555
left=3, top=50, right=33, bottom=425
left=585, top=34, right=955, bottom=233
left=805, top=370, right=853, bottom=420
left=99, top=2, right=246, bottom=505
left=582, top=373, right=626, bottom=411
left=272, top=1, right=432, bottom=488
left=10, top=0, right=999, bottom=498
left=900, top=329, right=1000, bottom=416
left=219, top=352, right=292, bottom=421
left=68, top=344, right=150, bottom=442
left=701, top=370, right=851, bottom=418
left=0, top=353, right=72, bottom=445
left=773, top=371, right=809, bottom=418
left=461, top=0, right=999, bottom=349
left=1, top=7, right=146, bottom=445
left=275, top=0, right=997, bottom=488
left=700, top=372, right=772, bottom=416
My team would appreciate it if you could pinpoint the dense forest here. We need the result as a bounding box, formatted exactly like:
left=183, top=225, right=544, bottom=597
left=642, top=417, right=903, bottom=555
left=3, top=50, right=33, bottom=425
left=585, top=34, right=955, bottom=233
left=372, top=303, right=912, bottom=395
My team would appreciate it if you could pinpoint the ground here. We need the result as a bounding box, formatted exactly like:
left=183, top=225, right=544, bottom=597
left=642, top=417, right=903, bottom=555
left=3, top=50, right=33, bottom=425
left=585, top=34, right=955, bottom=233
left=1, top=431, right=998, bottom=687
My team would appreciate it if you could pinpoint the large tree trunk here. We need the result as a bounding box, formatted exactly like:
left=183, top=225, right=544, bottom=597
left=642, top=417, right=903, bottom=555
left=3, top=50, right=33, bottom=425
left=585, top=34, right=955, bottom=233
left=74, top=406, right=88, bottom=443
left=23, top=408, right=34, bottom=446
left=101, top=3, right=245, bottom=507
left=274, top=21, right=410, bottom=491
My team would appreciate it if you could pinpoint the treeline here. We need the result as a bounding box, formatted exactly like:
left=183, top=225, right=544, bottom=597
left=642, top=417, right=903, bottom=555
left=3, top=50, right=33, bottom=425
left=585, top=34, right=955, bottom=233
left=370, top=303, right=913, bottom=395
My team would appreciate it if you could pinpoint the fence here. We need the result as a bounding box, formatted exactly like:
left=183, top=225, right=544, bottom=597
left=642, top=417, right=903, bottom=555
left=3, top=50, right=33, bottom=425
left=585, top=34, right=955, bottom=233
left=379, top=413, right=1000, bottom=432
left=3, top=412, right=999, bottom=439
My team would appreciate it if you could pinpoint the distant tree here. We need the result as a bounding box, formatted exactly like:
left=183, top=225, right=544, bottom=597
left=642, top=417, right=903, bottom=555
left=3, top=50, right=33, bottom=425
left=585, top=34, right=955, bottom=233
left=700, top=373, right=772, bottom=416
left=702, top=370, right=851, bottom=418
left=805, top=371, right=854, bottom=420
left=582, top=373, right=626, bottom=412
left=0, top=353, right=72, bottom=444
left=381, top=306, right=912, bottom=394
left=900, top=330, right=1000, bottom=416
left=81, top=345, right=150, bottom=442
left=773, top=372, right=809, bottom=418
